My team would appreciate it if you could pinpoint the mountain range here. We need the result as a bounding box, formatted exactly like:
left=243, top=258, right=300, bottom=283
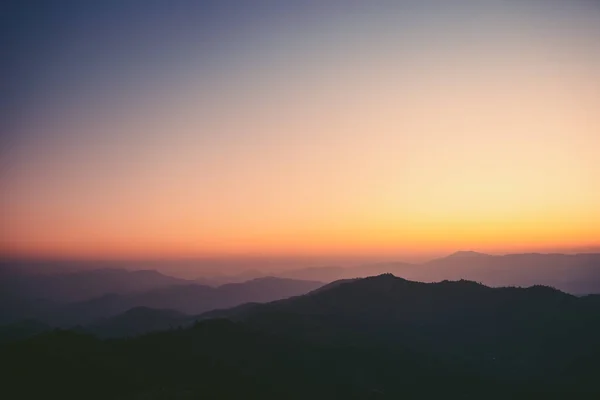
left=159, top=252, right=600, bottom=295
left=2, top=251, right=599, bottom=327
left=55, top=276, right=323, bottom=325
left=3, top=251, right=599, bottom=294
left=268, top=252, right=600, bottom=294
left=3, top=274, right=599, bottom=399
left=0, top=268, right=323, bottom=327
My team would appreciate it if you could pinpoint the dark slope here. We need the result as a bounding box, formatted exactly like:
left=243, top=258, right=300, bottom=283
left=0, top=319, right=51, bottom=344
left=204, top=274, right=600, bottom=378
left=34, top=277, right=324, bottom=325
left=3, top=275, right=600, bottom=399
left=212, top=274, right=577, bottom=324
left=86, top=307, right=191, bottom=338
left=1, top=319, right=539, bottom=400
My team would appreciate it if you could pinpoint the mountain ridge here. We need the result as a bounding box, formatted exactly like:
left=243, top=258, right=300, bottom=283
left=4, top=273, right=599, bottom=399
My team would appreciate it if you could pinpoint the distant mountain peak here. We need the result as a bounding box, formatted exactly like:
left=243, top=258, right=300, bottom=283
left=371, top=273, right=400, bottom=280
left=445, top=251, right=491, bottom=259
left=356, top=273, right=410, bottom=287
left=359, top=273, right=405, bottom=283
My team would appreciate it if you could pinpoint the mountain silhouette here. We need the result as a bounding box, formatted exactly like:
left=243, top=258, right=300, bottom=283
left=278, top=262, right=416, bottom=282
left=3, top=274, right=599, bottom=399
left=420, top=252, right=600, bottom=294
left=0, top=268, right=193, bottom=325
left=0, top=319, right=51, bottom=344
left=201, top=274, right=599, bottom=375
left=2, top=268, right=191, bottom=303
left=441, top=250, right=493, bottom=259
left=86, top=307, right=191, bottom=338
left=14, top=276, right=323, bottom=326
left=267, top=252, right=600, bottom=294
left=214, top=274, right=583, bottom=327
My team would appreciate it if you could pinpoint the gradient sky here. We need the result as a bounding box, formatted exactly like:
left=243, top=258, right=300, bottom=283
left=2, top=0, right=600, bottom=260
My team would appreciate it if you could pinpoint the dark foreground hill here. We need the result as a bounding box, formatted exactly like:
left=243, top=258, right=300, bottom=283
left=3, top=275, right=600, bottom=399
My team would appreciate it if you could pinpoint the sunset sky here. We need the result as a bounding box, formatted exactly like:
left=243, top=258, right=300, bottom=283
left=2, top=0, right=599, bottom=261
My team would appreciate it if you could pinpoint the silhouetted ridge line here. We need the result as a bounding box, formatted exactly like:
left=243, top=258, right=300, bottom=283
left=3, top=273, right=599, bottom=399
left=444, top=250, right=492, bottom=258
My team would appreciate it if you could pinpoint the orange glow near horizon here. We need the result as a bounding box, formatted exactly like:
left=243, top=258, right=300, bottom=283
left=3, top=211, right=600, bottom=260
left=2, top=2, right=599, bottom=262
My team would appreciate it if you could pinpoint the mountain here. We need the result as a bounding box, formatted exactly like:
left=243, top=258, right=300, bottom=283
left=203, top=274, right=600, bottom=378
left=50, top=277, right=324, bottom=325
left=273, top=252, right=600, bottom=294
left=440, top=250, right=493, bottom=259
left=206, top=275, right=600, bottom=393
left=418, top=252, right=600, bottom=294
left=86, top=307, right=191, bottom=338
left=3, top=274, right=599, bottom=399
left=0, top=268, right=193, bottom=325
left=194, top=269, right=268, bottom=286
left=278, top=262, right=415, bottom=282
left=211, top=274, right=592, bottom=336
left=1, top=268, right=191, bottom=303
left=0, top=319, right=51, bottom=344
left=3, top=251, right=598, bottom=326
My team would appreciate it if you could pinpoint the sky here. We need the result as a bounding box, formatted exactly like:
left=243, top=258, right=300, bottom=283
left=2, top=0, right=600, bottom=262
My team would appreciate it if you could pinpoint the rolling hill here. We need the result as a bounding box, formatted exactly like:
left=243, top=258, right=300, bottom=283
left=4, top=274, right=599, bottom=399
